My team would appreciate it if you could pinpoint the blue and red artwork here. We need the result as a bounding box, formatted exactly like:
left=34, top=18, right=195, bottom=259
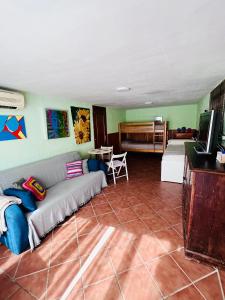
left=0, top=115, right=27, bottom=141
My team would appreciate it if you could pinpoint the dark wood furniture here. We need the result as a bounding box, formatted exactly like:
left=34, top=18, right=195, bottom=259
left=168, top=129, right=197, bottom=140
left=210, top=79, right=225, bottom=148
left=183, top=142, right=225, bottom=269
left=119, top=121, right=167, bottom=153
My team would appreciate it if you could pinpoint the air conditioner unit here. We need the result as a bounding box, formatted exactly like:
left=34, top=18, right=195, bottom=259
left=0, top=89, right=25, bottom=109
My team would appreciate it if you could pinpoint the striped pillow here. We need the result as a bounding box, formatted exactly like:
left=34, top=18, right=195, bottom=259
left=66, top=160, right=83, bottom=179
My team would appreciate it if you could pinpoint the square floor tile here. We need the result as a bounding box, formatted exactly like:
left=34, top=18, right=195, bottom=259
left=109, top=198, right=130, bottom=211
left=76, top=216, right=100, bottom=236
left=172, top=223, right=183, bottom=237
left=118, top=265, right=162, bottom=300
left=84, top=277, right=122, bottom=300
left=148, top=255, right=191, bottom=297
left=142, top=214, right=170, bottom=231
left=78, top=229, right=106, bottom=257
left=76, top=206, right=95, bottom=218
left=8, top=288, right=35, bottom=300
left=0, top=244, right=13, bottom=259
left=115, top=207, right=138, bottom=223
left=122, top=220, right=149, bottom=239
left=155, top=228, right=183, bottom=252
left=50, top=239, right=79, bottom=267
left=0, top=255, right=21, bottom=278
left=157, top=209, right=181, bottom=225
left=52, top=222, right=77, bottom=243
left=93, top=203, right=112, bottom=215
left=81, top=251, right=114, bottom=286
left=97, top=212, right=120, bottom=227
left=167, top=285, right=204, bottom=299
left=0, top=273, right=20, bottom=299
left=195, top=273, right=224, bottom=300
left=132, top=204, right=155, bottom=219
left=108, top=244, right=143, bottom=273
left=15, top=245, right=51, bottom=278
left=47, top=260, right=82, bottom=299
left=91, top=194, right=107, bottom=206
left=134, top=234, right=167, bottom=262
left=16, top=269, right=48, bottom=299
left=171, top=248, right=214, bottom=281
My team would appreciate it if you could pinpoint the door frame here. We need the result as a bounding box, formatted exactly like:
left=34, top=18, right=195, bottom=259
left=92, top=105, right=107, bottom=148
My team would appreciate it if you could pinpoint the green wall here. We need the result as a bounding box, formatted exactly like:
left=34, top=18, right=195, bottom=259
left=106, top=107, right=126, bottom=133
left=0, top=93, right=126, bottom=171
left=0, top=92, right=95, bottom=171
left=0, top=90, right=210, bottom=171
left=125, top=103, right=198, bottom=129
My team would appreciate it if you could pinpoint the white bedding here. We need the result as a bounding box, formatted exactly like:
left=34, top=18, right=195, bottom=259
left=121, top=140, right=163, bottom=150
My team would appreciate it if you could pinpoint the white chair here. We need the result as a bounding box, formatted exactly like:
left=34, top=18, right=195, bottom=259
left=100, top=146, right=113, bottom=161
left=105, top=152, right=128, bottom=184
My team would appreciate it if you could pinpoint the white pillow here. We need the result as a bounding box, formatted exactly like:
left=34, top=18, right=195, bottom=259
left=168, top=139, right=193, bottom=145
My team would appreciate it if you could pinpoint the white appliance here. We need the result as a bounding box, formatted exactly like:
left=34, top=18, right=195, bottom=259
left=0, top=89, right=25, bottom=109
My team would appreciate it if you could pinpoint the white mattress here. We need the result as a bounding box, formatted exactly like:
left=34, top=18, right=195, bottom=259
left=121, top=140, right=163, bottom=150
left=162, top=144, right=185, bottom=161
left=161, top=141, right=186, bottom=183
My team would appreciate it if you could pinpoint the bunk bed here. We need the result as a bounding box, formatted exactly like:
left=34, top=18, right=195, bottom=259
left=119, top=121, right=167, bottom=153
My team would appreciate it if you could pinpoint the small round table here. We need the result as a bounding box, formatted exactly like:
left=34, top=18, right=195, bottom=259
left=88, top=148, right=112, bottom=160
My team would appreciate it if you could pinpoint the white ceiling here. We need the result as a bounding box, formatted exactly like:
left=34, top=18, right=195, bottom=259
left=0, top=0, right=225, bottom=108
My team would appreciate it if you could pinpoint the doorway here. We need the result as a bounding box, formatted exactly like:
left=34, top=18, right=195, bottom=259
left=92, top=106, right=107, bottom=148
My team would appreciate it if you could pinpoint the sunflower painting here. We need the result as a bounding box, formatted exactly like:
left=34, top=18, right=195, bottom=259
left=71, top=107, right=91, bottom=144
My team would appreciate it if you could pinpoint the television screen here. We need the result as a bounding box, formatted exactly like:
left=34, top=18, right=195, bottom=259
left=197, top=111, right=215, bottom=153
left=198, top=112, right=212, bottom=145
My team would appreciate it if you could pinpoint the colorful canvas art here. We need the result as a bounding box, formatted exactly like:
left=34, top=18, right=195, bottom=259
left=71, top=107, right=91, bottom=144
left=0, top=115, right=27, bottom=141
left=46, top=109, right=69, bottom=139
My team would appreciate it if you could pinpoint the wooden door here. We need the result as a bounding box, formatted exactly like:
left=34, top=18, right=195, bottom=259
left=92, top=106, right=107, bottom=148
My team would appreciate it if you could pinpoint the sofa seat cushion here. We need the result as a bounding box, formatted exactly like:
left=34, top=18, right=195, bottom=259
left=26, top=170, right=107, bottom=249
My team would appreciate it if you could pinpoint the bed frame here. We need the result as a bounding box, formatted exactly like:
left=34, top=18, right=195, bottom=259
left=119, top=121, right=167, bottom=153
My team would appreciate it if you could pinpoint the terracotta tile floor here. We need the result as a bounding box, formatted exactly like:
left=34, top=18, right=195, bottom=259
left=0, top=154, right=224, bottom=299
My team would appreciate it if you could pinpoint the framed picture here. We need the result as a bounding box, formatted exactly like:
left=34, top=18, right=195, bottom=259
left=46, top=109, right=69, bottom=139
left=71, top=107, right=91, bottom=144
left=0, top=115, right=27, bottom=141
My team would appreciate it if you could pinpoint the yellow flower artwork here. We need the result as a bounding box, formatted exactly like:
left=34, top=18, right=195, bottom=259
left=71, top=107, right=91, bottom=144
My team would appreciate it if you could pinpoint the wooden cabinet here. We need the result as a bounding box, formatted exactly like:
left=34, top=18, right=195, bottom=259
left=183, top=142, right=225, bottom=269
left=210, top=79, right=225, bottom=140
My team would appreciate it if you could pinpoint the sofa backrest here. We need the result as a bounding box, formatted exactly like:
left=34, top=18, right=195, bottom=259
left=0, top=151, right=81, bottom=190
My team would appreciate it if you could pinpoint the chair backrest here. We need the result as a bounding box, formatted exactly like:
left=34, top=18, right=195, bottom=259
left=111, top=152, right=127, bottom=160
left=109, top=152, right=127, bottom=167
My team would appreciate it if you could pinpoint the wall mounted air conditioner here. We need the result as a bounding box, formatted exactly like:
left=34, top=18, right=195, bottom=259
left=0, top=89, right=25, bottom=109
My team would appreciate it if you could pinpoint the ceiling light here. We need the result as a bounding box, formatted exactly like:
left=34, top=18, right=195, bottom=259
left=145, top=101, right=153, bottom=105
left=116, top=87, right=131, bottom=92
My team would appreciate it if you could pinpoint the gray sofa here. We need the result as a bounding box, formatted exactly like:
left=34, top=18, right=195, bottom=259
left=0, top=151, right=107, bottom=250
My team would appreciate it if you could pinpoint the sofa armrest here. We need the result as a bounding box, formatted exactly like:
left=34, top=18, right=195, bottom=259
left=0, top=204, right=29, bottom=254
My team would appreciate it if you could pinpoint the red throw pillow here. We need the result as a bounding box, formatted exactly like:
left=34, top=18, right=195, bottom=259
left=22, top=177, right=46, bottom=201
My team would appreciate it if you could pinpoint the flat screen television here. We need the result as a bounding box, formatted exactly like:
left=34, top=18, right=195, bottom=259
left=195, top=110, right=220, bottom=154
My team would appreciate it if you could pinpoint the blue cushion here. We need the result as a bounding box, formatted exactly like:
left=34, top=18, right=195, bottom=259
left=99, top=161, right=108, bottom=174
left=87, top=159, right=100, bottom=172
left=0, top=204, right=29, bottom=254
left=4, top=188, right=37, bottom=212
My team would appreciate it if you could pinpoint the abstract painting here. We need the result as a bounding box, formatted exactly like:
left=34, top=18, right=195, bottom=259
left=0, top=115, right=27, bottom=141
left=46, top=109, right=69, bottom=139
left=71, top=107, right=91, bottom=144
